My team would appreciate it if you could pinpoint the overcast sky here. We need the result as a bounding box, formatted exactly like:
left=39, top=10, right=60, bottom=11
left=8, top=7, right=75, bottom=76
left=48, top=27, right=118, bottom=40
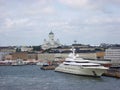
left=0, top=0, right=120, bottom=46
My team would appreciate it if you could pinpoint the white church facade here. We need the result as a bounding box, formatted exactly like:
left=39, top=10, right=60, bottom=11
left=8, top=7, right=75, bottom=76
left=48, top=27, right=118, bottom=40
left=41, top=31, right=62, bottom=50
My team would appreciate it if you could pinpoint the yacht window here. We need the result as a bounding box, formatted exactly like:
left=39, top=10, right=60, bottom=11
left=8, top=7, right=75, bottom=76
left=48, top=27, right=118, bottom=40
left=75, top=61, right=89, bottom=63
left=65, top=61, right=71, bottom=62
left=64, top=64, right=69, bottom=65
left=82, top=65, right=100, bottom=67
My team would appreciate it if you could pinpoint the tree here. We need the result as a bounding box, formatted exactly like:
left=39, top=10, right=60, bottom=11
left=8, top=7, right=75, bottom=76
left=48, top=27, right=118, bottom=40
left=33, top=46, right=42, bottom=51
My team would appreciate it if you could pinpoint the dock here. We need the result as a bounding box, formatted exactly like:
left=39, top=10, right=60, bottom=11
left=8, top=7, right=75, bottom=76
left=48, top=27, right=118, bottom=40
left=103, top=69, right=120, bottom=78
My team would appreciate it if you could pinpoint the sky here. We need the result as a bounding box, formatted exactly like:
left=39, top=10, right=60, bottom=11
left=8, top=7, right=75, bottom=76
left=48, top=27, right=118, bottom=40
left=0, top=0, right=120, bottom=46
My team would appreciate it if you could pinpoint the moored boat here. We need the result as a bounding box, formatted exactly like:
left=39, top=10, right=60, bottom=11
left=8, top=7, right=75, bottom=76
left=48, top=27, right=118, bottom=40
left=41, top=64, right=55, bottom=70
left=55, top=48, right=108, bottom=77
left=11, top=59, right=25, bottom=66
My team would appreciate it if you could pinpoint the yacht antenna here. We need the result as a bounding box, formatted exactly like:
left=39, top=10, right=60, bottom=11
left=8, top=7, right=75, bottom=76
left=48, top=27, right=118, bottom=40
left=72, top=47, right=75, bottom=56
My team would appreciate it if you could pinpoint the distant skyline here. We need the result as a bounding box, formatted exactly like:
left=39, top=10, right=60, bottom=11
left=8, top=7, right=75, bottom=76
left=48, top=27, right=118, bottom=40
left=0, top=0, right=120, bottom=46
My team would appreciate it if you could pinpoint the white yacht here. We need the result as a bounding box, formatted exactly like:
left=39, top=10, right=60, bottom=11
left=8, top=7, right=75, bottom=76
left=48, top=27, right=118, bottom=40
left=55, top=48, right=108, bottom=77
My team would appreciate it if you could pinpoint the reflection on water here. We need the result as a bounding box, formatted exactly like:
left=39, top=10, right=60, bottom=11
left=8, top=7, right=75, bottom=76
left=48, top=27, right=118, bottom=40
left=0, top=65, right=120, bottom=90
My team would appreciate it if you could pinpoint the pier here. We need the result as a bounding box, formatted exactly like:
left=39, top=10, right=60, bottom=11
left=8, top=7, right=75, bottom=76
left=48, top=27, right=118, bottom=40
left=103, top=68, right=120, bottom=78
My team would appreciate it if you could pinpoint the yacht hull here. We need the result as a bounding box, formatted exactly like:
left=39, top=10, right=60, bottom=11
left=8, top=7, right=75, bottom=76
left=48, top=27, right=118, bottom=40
left=55, top=64, right=107, bottom=77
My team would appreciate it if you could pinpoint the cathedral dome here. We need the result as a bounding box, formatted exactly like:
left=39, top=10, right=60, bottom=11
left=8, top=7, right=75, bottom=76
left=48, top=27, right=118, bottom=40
left=49, top=31, right=54, bottom=35
left=42, top=31, right=61, bottom=50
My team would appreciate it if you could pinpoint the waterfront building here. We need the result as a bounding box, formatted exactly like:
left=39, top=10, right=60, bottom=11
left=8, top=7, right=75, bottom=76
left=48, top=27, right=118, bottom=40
left=0, top=47, right=16, bottom=52
left=104, top=47, right=120, bottom=64
left=4, top=52, right=38, bottom=61
left=37, top=53, right=55, bottom=61
left=4, top=55, right=12, bottom=60
left=20, top=46, right=33, bottom=52
left=0, top=52, right=11, bottom=60
left=11, top=52, right=28, bottom=60
left=27, top=53, right=38, bottom=60
left=72, top=44, right=96, bottom=53
left=41, top=31, right=61, bottom=50
left=37, top=53, right=97, bottom=61
left=96, top=52, right=105, bottom=59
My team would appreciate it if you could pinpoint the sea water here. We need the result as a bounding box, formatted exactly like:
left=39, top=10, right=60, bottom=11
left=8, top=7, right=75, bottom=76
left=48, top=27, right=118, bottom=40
left=0, top=65, right=120, bottom=90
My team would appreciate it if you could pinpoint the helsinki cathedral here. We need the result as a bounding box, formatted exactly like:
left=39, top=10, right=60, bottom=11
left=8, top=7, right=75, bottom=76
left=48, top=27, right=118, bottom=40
left=41, top=31, right=61, bottom=50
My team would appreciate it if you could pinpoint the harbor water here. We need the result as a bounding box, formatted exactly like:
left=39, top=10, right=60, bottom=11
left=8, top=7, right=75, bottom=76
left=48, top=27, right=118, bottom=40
left=0, top=65, right=120, bottom=90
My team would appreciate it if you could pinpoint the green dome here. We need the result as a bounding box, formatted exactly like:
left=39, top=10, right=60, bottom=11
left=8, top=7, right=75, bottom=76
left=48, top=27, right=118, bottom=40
left=49, top=31, right=54, bottom=35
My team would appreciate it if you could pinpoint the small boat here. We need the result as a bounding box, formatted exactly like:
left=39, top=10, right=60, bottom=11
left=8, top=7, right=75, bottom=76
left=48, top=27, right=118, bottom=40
left=12, top=59, right=25, bottom=66
left=40, top=64, right=56, bottom=70
left=36, top=62, right=44, bottom=66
